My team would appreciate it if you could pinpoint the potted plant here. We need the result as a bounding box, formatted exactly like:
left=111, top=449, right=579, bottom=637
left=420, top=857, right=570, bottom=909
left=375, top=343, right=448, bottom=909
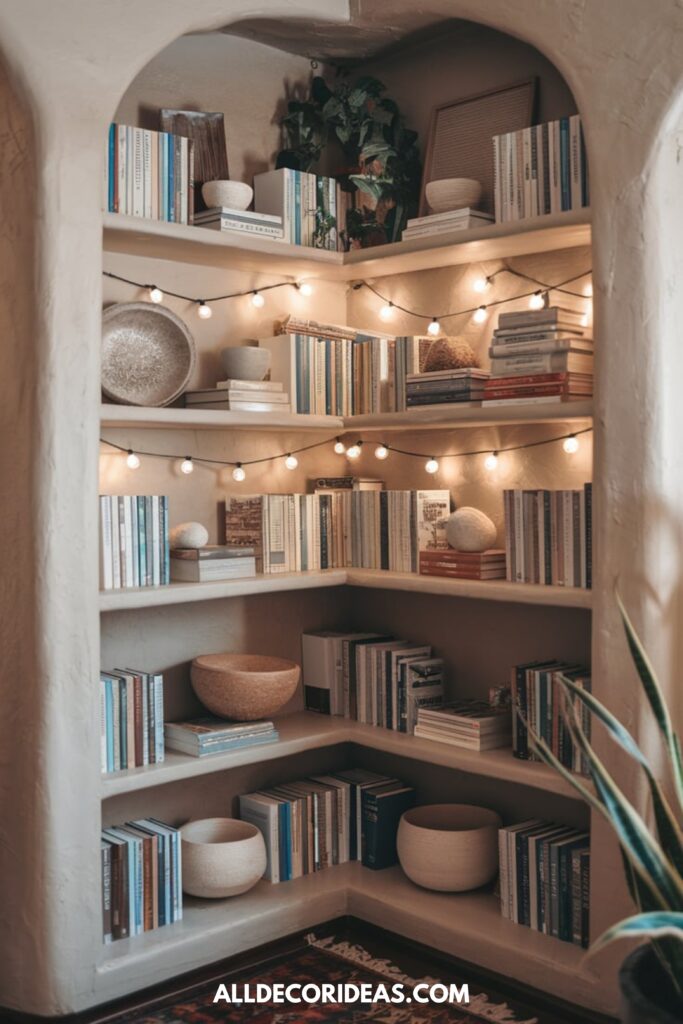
left=525, top=596, right=683, bottom=1022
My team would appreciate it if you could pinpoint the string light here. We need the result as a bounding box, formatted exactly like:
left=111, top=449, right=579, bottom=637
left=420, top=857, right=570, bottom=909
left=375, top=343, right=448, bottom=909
left=197, top=301, right=212, bottom=319
left=232, top=463, right=246, bottom=482
left=180, top=456, right=194, bottom=475
left=484, top=451, right=499, bottom=471
left=251, top=291, right=265, bottom=308
left=297, top=281, right=314, bottom=297
left=425, top=457, right=439, bottom=475
left=529, top=291, right=546, bottom=311
left=333, top=438, right=346, bottom=455
left=126, top=450, right=140, bottom=470
left=472, top=305, right=488, bottom=324
left=563, top=434, right=580, bottom=454
left=374, top=443, right=389, bottom=460
left=284, top=453, right=298, bottom=470
left=472, top=275, right=491, bottom=294
left=427, top=318, right=441, bottom=337
left=379, top=302, right=394, bottom=321
left=580, top=312, right=590, bottom=327
left=583, top=281, right=593, bottom=298
left=148, top=286, right=163, bottom=304
left=346, top=442, right=362, bottom=460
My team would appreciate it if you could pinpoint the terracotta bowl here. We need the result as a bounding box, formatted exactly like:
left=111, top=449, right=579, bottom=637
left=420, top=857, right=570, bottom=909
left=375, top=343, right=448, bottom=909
left=397, top=803, right=501, bottom=892
left=190, top=653, right=300, bottom=721
left=181, top=817, right=266, bottom=898
left=426, top=178, right=482, bottom=214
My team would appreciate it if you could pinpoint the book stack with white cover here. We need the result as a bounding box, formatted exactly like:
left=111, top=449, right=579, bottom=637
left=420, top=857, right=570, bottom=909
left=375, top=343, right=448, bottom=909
left=401, top=207, right=494, bottom=241
left=170, top=545, right=256, bottom=582
left=193, top=206, right=284, bottom=240
left=184, top=378, right=291, bottom=413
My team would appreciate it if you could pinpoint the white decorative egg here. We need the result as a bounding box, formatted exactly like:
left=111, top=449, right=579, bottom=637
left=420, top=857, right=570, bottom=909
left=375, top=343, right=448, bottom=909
left=170, top=521, right=209, bottom=549
left=446, top=507, right=497, bottom=552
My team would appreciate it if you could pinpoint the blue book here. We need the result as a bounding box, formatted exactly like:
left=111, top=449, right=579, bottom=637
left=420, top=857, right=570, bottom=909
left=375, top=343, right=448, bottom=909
left=136, top=496, right=147, bottom=586
left=294, top=172, right=301, bottom=245
left=160, top=496, right=170, bottom=585
left=118, top=677, right=128, bottom=768
left=167, top=134, right=175, bottom=222
left=103, top=676, right=115, bottom=772
left=108, top=124, right=116, bottom=212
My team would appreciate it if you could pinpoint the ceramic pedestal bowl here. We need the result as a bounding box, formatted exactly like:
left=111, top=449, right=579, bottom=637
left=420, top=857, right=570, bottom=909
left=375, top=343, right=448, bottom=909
left=181, top=817, right=266, bottom=898
left=191, top=653, right=300, bottom=721
left=220, top=346, right=271, bottom=382
left=397, top=803, right=502, bottom=892
left=201, top=179, right=253, bottom=211
left=426, top=178, right=482, bottom=214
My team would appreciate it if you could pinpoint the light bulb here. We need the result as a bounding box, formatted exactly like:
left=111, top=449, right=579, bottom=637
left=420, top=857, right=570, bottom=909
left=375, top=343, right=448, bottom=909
left=232, top=464, right=246, bottom=482
left=149, top=286, right=163, bottom=304
left=346, top=443, right=362, bottom=460
left=529, top=291, right=545, bottom=311
left=472, top=305, right=488, bottom=324
left=374, top=443, right=389, bottom=460
left=284, top=453, right=298, bottom=470
left=126, top=450, right=140, bottom=470
left=197, top=301, right=212, bottom=319
left=427, top=318, right=441, bottom=337
left=379, top=302, right=394, bottom=322
left=251, top=291, right=265, bottom=308
left=425, top=457, right=439, bottom=475
left=563, top=435, right=580, bottom=454
left=180, top=457, right=194, bottom=475
left=484, top=452, right=499, bottom=471
left=333, top=438, right=346, bottom=455
left=580, top=312, right=590, bottom=327
left=583, top=281, right=593, bottom=298
left=472, top=275, right=490, bottom=294
left=298, top=281, right=314, bottom=297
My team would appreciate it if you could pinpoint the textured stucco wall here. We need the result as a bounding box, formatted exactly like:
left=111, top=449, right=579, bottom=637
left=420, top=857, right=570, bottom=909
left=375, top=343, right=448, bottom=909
left=0, top=0, right=682, bottom=1015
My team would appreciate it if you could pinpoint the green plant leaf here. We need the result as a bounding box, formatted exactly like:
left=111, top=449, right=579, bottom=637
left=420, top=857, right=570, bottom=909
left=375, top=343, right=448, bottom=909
left=590, top=911, right=683, bottom=953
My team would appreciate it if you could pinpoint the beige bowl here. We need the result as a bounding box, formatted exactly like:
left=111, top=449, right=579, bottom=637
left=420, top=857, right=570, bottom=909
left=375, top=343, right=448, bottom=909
left=201, top=179, right=253, bottom=211
left=191, top=653, right=300, bottom=721
left=181, top=817, right=266, bottom=898
left=397, top=803, right=501, bottom=892
left=426, top=178, right=482, bottom=214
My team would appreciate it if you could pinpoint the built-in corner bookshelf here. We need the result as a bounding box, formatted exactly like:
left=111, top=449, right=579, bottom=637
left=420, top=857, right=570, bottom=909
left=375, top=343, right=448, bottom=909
left=98, top=203, right=603, bottom=1014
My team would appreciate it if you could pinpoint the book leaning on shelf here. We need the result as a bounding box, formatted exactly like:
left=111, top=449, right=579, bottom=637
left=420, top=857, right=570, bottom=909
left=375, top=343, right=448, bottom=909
left=105, top=123, right=193, bottom=224
left=100, top=669, right=164, bottom=773
left=99, top=495, right=170, bottom=590
left=510, top=660, right=591, bottom=775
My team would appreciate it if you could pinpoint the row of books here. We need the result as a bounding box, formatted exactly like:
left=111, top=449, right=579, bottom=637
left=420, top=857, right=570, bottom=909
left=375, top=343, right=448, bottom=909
left=302, top=630, right=444, bottom=728
left=511, top=660, right=591, bottom=775
left=415, top=699, right=512, bottom=751
left=170, top=545, right=257, bottom=583
left=224, top=490, right=451, bottom=574
left=503, top=485, right=592, bottom=588
left=239, top=769, right=415, bottom=881
left=99, top=495, right=170, bottom=590
left=164, top=717, right=279, bottom=758
left=100, top=670, right=165, bottom=774
left=184, top=378, right=291, bottom=414
left=419, top=548, right=506, bottom=581
left=102, top=818, right=182, bottom=942
left=406, top=368, right=490, bottom=407
left=105, top=123, right=193, bottom=224
left=254, top=168, right=339, bottom=250
left=402, top=207, right=494, bottom=241
left=484, top=306, right=592, bottom=406
left=498, top=821, right=590, bottom=947
left=193, top=206, right=283, bottom=240
left=492, top=115, right=589, bottom=223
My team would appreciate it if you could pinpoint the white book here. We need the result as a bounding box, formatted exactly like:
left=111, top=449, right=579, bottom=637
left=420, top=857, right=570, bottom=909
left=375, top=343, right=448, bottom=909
left=406, top=207, right=493, bottom=228
left=238, top=793, right=280, bottom=882
left=100, top=683, right=108, bottom=772
left=169, top=558, right=255, bottom=582
left=99, top=496, right=113, bottom=590
left=151, top=495, right=161, bottom=586
left=570, top=114, right=582, bottom=210
left=402, top=217, right=493, bottom=239
left=122, top=496, right=134, bottom=587
left=142, top=130, right=153, bottom=219
left=197, top=221, right=283, bottom=239
left=195, top=206, right=282, bottom=225
left=258, top=334, right=300, bottom=407
left=132, top=127, right=144, bottom=218
left=254, top=168, right=296, bottom=242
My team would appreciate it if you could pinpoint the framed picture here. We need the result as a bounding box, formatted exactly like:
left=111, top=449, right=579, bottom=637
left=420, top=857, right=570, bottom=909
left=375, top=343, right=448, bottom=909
left=419, top=78, right=537, bottom=216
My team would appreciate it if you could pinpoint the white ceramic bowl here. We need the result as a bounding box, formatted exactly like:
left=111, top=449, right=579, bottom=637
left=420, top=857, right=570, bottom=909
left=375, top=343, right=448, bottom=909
left=181, top=817, right=267, bottom=898
left=426, top=178, right=482, bottom=214
left=397, top=803, right=501, bottom=892
left=201, top=180, right=253, bottom=212
left=220, top=346, right=271, bottom=382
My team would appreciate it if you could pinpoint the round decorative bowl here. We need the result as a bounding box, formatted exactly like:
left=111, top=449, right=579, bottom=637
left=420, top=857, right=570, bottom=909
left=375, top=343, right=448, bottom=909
left=181, top=817, right=266, bottom=898
left=201, top=180, right=253, bottom=211
left=190, top=653, right=300, bottom=721
left=102, top=302, right=196, bottom=407
left=220, top=346, right=271, bottom=382
left=426, top=178, right=482, bottom=214
left=397, top=803, right=501, bottom=892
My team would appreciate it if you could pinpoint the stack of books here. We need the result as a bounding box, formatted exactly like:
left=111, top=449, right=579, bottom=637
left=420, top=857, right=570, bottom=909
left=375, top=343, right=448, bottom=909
left=254, top=168, right=339, bottom=250
left=101, top=818, right=182, bottom=943
left=99, top=495, right=170, bottom=590
left=483, top=306, right=593, bottom=406
left=511, top=660, right=591, bottom=775
left=163, top=717, right=278, bottom=758
left=402, top=207, right=494, bottom=240
left=239, top=769, right=415, bottom=880
left=302, top=630, right=444, bottom=730
left=310, top=476, right=383, bottom=494
left=419, top=549, right=506, bottom=580
left=406, top=368, right=490, bottom=407
left=414, top=700, right=512, bottom=751
left=498, top=820, right=590, bottom=947
left=170, top=545, right=256, bottom=583
left=105, top=123, right=193, bottom=224
left=225, top=490, right=450, bottom=574
left=503, top=485, right=592, bottom=588
left=492, top=115, right=589, bottom=222
left=193, top=206, right=283, bottom=240
left=184, top=379, right=291, bottom=414
left=100, top=670, right=165, bottom=773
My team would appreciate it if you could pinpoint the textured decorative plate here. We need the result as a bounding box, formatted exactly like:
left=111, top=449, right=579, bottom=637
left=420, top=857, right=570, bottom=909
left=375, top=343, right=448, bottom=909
left=102, top=302, right=196, bottom=406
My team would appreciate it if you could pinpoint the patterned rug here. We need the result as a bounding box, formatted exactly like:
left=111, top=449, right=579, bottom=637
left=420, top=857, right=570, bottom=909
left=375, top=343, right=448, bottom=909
left=112, top=934, right=536, bottom=1024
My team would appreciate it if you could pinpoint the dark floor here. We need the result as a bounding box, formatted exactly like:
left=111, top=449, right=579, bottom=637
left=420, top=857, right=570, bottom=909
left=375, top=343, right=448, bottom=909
left=0, top=917, right=618, bottom=1024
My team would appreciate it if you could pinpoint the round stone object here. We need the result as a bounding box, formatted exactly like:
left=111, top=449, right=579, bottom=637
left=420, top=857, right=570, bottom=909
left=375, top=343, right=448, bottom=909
left=446, top=507, right=497, bottom=552
left=170, top=521, right=209, bottom=549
